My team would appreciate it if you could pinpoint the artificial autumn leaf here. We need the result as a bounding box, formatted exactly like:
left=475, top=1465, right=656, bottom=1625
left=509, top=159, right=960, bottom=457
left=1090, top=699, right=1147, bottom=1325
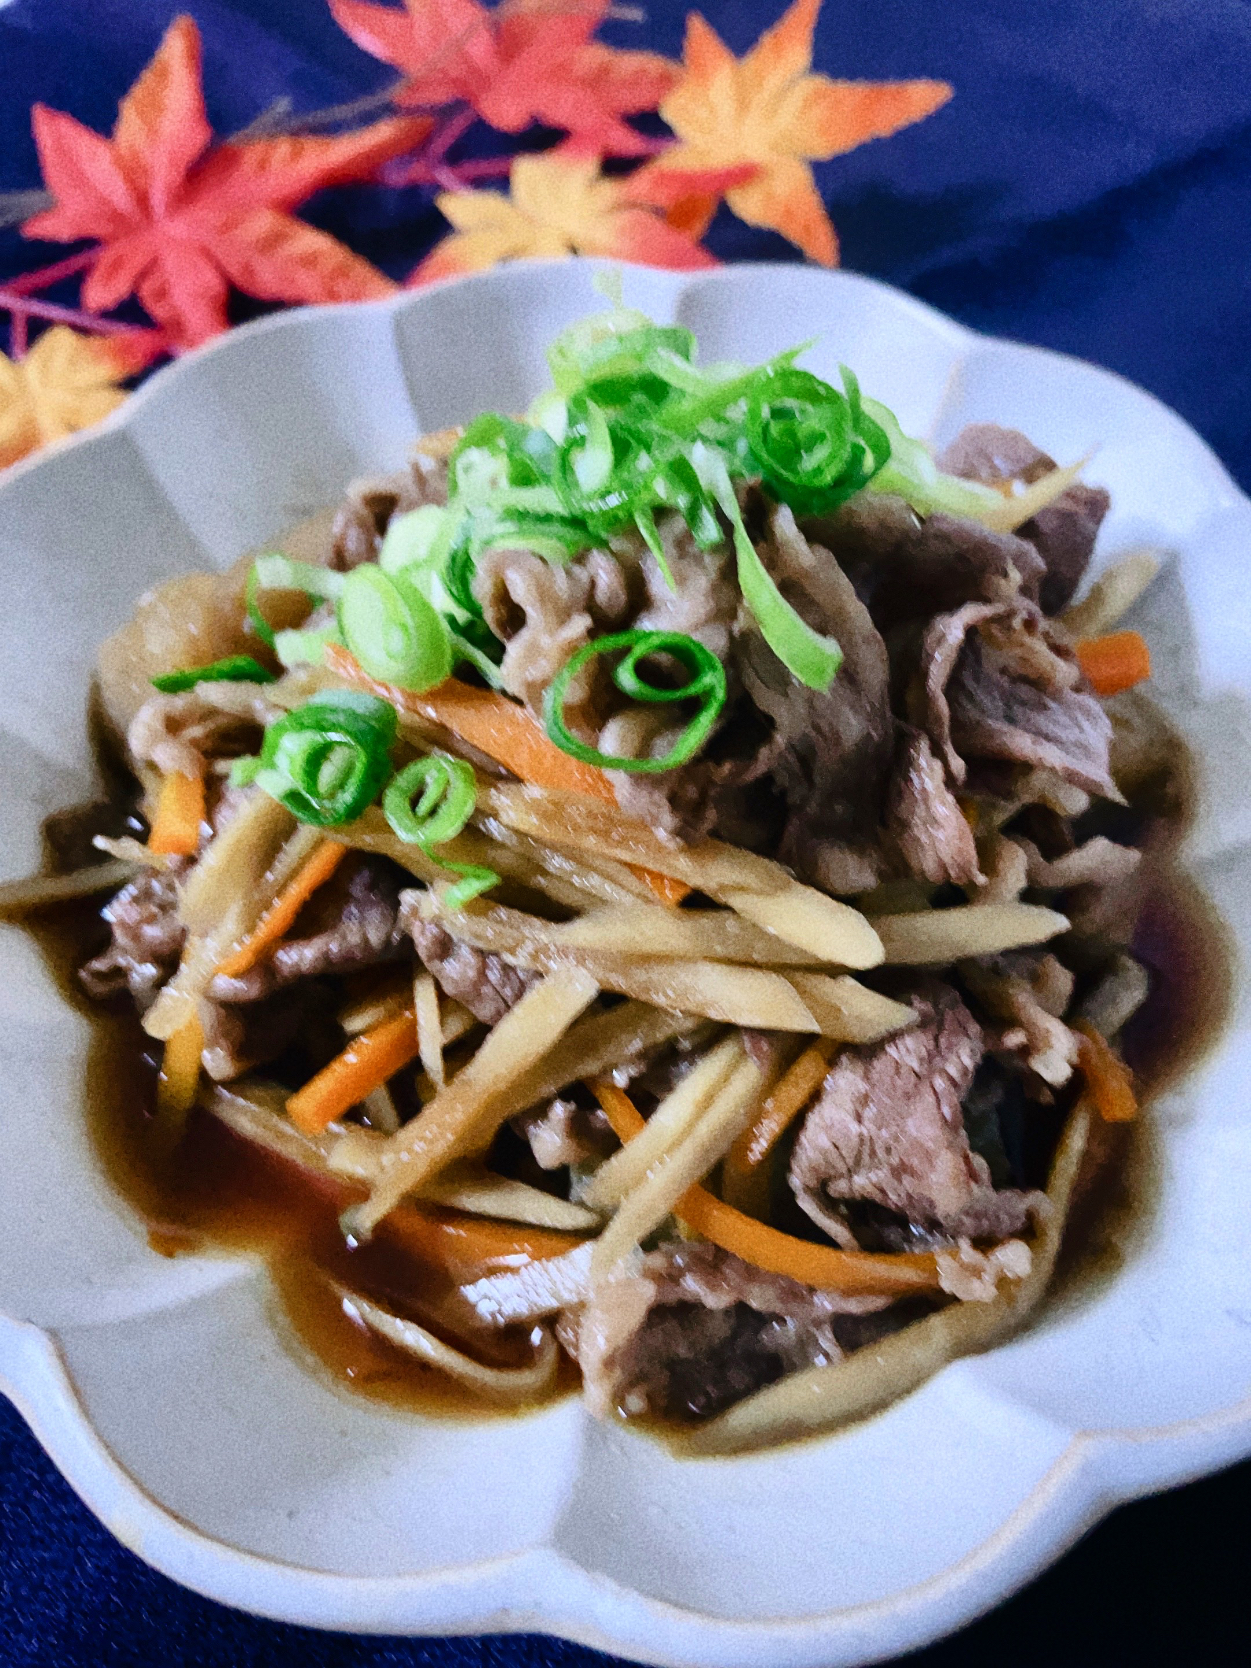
left=0, top=327, right=159, bottom=470
left=23, top=16, right=431, bottom=350
left=329, top=0, right=677, bottom=157
left=409, top=151, right=751, bottom=284
left=650, top=0, right=952, bottom=264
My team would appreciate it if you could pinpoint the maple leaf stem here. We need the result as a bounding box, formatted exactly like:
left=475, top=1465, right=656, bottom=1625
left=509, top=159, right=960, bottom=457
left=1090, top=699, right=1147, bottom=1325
left=9, top=310, right=28, bottom=360
left=6, top=247, right=100, bottom=297
left=0, top=292, right=149, bottom=337
left=426, top=104, right=477, bottom=167
left=445, top=156, right=515, bottom=182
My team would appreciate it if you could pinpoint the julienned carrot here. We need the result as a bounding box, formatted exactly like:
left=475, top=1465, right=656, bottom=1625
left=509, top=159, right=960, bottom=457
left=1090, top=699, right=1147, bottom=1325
left=726, top=1039, right=834, bottom=1176
left=592, top=1082, right=939, bottom=1296
left=381, top=1203, right=588, bottom=1280
left=1074, top=1021, right=1139, bottom=1122
left=148, top=771, right=206, bottom=856
left=288, top=1005, right=420, bottom=1135
left=214, top=840, right=346, bottom=980
left=1075, top=630, right=1152, bottom=697
left=323, top=647, right=689, bottom=907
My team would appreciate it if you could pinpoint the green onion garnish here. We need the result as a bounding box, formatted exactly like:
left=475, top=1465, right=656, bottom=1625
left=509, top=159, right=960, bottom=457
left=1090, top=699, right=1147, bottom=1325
left=254, top=691, right=397, bottom=827
left=337, top=565, right=453, bottom=693
left=543, top=630, right=727, bottom=774
left=151, top=655, right=275, bottom=694
left=383, top=755, right=498, bottom=908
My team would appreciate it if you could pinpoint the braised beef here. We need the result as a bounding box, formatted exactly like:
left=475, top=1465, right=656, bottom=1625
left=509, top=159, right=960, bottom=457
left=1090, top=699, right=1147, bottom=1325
left=208, top=857, right=409, bottom=1004
left=937, top=422, right=1109, bottom=615
left=789, top=980, right=1046, bottom=1244
left=402, top=908, right=535, bottom=1025
left=330, top=454, right=448, bottom=571
left=80, top=867, right=186, bottom=1009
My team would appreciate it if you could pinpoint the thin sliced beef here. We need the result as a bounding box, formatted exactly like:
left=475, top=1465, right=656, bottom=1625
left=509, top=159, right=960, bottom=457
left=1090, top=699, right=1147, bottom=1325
left=887, top=725, right=983, bottom=885
left=937, top=422, right=1110, bottom=615
left=918, top=600, right=1116, bottom=798
left=208, top=857, right=409, bottom=1003
left=128, top=684, right=280, bottom=781
left=804, top=493, right=1046, bottom=627
left=200, top=984, right=335, bottom=1082
left=575, top=1242, right=892, bottom=1422
left=734, top=505, right=895, bottom=892
left=473, top=545, right=633, bottom=721
left=80, top=866, right=186, bottom=1009
left=330, top=454, right=448, bottom=571
left=400, top=904, right=535, bottom=1025
left=512, top=1096, right=614, bottom=1170
left=789, top=980, right=1046, bottom=1245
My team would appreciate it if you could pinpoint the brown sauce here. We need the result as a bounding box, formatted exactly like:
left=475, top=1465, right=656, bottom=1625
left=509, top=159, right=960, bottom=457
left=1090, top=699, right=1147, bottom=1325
left=19, top=697, right=1233, bottom=1424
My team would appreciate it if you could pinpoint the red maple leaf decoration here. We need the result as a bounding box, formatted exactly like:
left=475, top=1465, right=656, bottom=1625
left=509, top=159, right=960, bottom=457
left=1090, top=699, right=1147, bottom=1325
left=329, top=0, right=678, bottom=156
left=23, top=16, right=432, bottom=350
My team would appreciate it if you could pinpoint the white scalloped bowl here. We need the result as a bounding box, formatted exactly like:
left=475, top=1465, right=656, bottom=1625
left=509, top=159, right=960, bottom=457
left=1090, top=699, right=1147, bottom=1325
left=2, top=261, right=1249, bottom=1667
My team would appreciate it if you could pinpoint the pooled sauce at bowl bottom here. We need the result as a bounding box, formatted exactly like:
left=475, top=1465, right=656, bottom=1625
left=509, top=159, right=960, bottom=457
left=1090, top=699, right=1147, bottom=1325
left=26, top=703, right=1234, bottom=1427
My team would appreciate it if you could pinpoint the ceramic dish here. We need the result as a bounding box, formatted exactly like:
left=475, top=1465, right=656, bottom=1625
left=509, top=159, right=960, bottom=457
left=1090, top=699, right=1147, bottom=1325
left=1, top=260, right=1249, bottom=1667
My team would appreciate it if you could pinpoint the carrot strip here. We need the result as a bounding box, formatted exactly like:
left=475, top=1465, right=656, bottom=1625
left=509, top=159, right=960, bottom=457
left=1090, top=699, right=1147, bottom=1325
left=324, top=647, right=689, bottom=906
left=591, top=1082, right=939, bottom=1296
left=1075, top=629, right=1152, bottom=697
left=381, top=1203, right=588, bottom=1280
left=726, top=1040, right=834, bottom=1175
left=148, top=772, right=206, bottom=856
left=1074, top=1021, right=1139, bottom=1122
left=214, top=840, right=345, bottom=980
left=288, top=1005, right=420, bottom=1136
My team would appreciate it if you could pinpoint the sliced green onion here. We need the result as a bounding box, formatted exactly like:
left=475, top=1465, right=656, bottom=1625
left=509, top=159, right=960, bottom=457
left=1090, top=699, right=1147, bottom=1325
left=253, top=554, right=344, bottom=601
left=151, top=655, right=275, bottom=694
left=338, top=566, right=452, bottom=693
left=254, top=693, right=396, bottom=827
left=377, top=504, right=453, bottom=574
left=246, top=563, right=278, bottom=651
left=543, top=630, right=727, bottom=774
left=229, top=755, right=261, bottom=787
left=690, top=442, right=842, bottom=691
left=273, top=621, right=342, bottom=668
left=383, top=755, right=498, bottom=907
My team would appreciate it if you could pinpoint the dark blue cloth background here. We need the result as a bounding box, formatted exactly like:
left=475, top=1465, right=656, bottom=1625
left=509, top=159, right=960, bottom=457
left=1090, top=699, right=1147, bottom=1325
left=2, top=0, right=1249, bottom=1659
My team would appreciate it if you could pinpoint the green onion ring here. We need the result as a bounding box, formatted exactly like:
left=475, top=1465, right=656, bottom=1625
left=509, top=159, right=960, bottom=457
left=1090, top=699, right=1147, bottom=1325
left=383, top=756, right=498, bottom=907
left=338, top=565, right=453, bottom=693
left=543, top=630, right=727, bottom=775
left=254, top=693, right=396, bottom=827
left=152, top=655, right=275, bottom=694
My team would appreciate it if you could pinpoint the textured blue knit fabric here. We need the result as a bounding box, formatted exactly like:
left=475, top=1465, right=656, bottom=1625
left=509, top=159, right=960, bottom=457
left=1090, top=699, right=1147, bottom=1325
left=2, top=0, right=1249, bottom=1659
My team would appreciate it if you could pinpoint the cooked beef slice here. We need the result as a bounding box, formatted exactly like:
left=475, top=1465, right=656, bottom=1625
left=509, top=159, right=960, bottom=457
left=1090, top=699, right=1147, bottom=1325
left=80, top=867, right=186, bottom=1008
left=127, top=684, right=280, bottom=781
left=401, top=905, right=535, bottom=1025
left=734, top=504, right=896, bottom=893
left=937, top=422, right=1109, bottom=615
left=330, top=454, right=448, bottom=571
left=887, top=724, right=983, bottom=885
left=208, top=858, right=409, bottom=1003
left=511, top=1096, right=616, bottom=1170
left=473, top=545, right=634, bottom=721
left=575, top=1241, right=892, bottom=1422
left=803, top=494, right=1046, bottom=628
left=200, top=984, right=335, bottom=1082
left=789, top=980, right=1046, bottom=1244
left=918, top=600, right=1115, bottom=798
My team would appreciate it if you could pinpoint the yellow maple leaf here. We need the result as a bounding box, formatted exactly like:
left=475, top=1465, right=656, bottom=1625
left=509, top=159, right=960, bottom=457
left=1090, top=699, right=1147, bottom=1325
left=653, top=0, right=952, bottom=264
left=0, top=327, right=144, bottom=471
left=410, top=151, right=724, bottom=284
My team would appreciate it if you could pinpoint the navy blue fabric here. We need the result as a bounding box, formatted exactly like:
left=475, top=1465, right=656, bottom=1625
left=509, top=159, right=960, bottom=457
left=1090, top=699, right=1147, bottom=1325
left=2, top=0, right=1249, bottom=1658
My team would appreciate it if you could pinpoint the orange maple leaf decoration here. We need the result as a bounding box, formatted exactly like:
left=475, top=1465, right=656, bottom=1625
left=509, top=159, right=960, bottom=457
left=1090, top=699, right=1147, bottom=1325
left=329, top=0, right=678, bottom=156
left=0, top=327, right=160, bottom=471
left=409, top=151, right=754, bottom=285
left=22, top=16, right=431, bottom=350
left=648, top=0, right=952, bottom=264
